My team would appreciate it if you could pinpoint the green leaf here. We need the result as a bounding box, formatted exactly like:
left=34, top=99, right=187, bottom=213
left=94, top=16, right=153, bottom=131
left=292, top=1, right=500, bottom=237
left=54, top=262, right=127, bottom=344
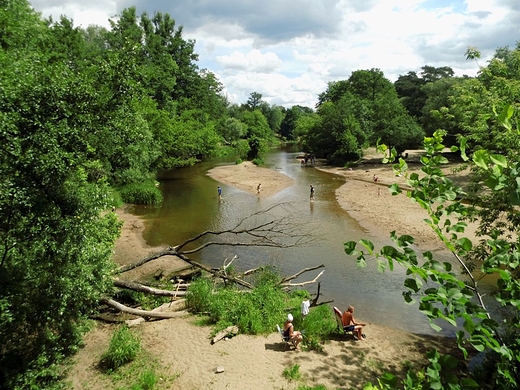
left=439, top=354, right=459, bottom=370
left=344, top=241, right=357, bottom=255
left=489, top=154, right=507, bottom=168
left=460, top=378, right=480, bottom=388
left=456, top=237, right=472, bottom=251
left=472, top=150, right=488, bottom=169
left=459, top=136, right=469, bottom=161
left=404, top=278, right=422, bottom=292
left=389, top=183, right=401, bottom=195
left=463, top=318, right=475, bottom=334
left=360, top=239, right=375, bottom=253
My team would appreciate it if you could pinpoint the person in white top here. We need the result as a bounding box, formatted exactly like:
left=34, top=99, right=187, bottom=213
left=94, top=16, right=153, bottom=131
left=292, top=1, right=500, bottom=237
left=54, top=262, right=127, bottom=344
left=301, top=300, right=310, bottom=319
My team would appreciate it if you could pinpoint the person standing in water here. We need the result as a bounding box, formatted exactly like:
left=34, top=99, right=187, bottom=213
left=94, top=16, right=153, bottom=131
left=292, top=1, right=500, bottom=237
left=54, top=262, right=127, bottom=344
left=217, top=186, right=222, bottom=200
left=310, top=185, right=315, bottom=202
left=257, top=183, right=261, bottom=195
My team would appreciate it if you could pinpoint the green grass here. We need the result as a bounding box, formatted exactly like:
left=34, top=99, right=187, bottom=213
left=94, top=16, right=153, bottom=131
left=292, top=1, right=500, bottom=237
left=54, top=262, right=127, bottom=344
left=283, top=364, right=302, bottom=381
left=100, top=325, right=141, bottom=371
left=186, top=267, right=337, bottom=351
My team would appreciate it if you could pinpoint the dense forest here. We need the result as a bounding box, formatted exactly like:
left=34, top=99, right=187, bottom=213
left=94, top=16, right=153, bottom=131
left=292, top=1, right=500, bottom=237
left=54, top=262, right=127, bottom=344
left=1, top=0, right=520, bottom=388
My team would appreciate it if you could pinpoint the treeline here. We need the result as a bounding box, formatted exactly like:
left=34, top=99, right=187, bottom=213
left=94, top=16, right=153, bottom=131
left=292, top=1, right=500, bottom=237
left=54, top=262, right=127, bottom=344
left=293, top=47, right=520, bottom=165
left=1, top=0, right=520, bottom=387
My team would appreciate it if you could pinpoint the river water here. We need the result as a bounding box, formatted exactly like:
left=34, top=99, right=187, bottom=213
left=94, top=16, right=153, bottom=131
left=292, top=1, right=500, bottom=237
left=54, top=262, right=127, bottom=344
left=131, top=147, right=481, bottom=336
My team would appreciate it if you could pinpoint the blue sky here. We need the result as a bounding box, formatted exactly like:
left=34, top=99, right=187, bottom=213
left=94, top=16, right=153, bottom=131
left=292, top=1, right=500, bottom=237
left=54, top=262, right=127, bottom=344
left=31, top=0, right=519, bottom=108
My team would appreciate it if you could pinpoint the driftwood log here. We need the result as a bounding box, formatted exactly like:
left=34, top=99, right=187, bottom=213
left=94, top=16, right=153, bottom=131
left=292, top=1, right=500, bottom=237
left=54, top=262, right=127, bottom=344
left=211, top=325, right=239, bottom=344
left=100, top=298, right=189, bottom=320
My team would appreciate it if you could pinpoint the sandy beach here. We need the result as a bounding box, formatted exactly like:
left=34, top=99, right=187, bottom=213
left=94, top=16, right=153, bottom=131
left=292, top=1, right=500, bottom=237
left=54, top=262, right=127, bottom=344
left=67, top=158, right=468, bottom=389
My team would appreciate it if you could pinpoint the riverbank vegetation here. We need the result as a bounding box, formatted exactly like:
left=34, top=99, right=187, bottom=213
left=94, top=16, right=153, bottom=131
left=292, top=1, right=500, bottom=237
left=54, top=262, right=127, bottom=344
left=2, top=0, right=520, bottom=388
left=186, top=267, right=336, bottom=351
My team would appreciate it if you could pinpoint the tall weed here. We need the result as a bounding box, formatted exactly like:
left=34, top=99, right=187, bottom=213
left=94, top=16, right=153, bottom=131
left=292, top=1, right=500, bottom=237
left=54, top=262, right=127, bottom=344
left=100, top=325, right=141, bottom=371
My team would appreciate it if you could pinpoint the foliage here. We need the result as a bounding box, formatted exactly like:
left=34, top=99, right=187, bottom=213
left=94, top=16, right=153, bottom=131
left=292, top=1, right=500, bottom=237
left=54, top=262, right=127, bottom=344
left=119, top=181, right=163, bottom=205
left=279, top=105, right=314, bottom=140
left=109, top=349, right=179, bottom=390
left=305, top=68, right=423, bottom=163
left=252, top=157, right=264, bottom=166
left=128, top=369, right=158, bottom=390
left=100, top=325, right=141, bottom=371
left=346, top=117, right=519, bottom=388
left=300, top=305, right=337, bottom=351
left=283, top=364, right=302, bottom=381
left=186, top=269, right=331, bottom=349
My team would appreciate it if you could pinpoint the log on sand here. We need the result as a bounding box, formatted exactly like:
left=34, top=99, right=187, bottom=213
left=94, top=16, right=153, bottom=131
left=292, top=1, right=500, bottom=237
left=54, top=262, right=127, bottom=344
left=211, top=325, right=239, bottom=344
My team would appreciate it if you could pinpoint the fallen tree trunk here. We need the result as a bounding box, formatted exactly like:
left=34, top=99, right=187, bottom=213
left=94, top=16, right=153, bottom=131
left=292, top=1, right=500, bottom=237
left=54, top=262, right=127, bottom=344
left=114, top=279, right=186, bottom=297
left=126, top=299, right=187, bottom=326
left=100, top=298, right=189, bottom=319
left=211, top=325, right=239, bottom=344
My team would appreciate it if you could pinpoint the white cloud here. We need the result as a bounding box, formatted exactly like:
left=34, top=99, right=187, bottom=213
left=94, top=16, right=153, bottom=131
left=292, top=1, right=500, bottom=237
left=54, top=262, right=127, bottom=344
left=216, top=50, right=282, bottom=73
left=31, top=0, right=519, bottom=108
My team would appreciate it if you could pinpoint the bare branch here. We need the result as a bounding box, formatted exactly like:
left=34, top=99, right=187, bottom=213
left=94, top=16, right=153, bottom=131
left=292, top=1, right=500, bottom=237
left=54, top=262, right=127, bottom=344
left=175, top=203, right=319, bottom=255
left=115, top=247, right=177, bottom=274
left=280, top=270, right=325, bottom=287
left=278, top=264, right=325, bottom=284
left=177, top=254, right=254, bottom=289
left=113, top=279, right=186, bottom=297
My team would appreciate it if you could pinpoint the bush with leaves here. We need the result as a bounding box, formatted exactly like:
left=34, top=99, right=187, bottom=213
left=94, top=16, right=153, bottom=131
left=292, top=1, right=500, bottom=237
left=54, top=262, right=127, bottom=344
left=186, top=268, right=333, bottom=349
left=347, top=104, right=519, bottom=389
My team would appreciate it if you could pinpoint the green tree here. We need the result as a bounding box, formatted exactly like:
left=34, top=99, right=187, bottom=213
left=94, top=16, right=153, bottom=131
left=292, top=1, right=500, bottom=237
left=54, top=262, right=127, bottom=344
left=394, top=71, right=427, bottom=120
left=347, top=116, right=520, bottom=388
left=309, top=69, right=423, bottom=161
left=303, top=98, right=365, bottom=165
left=220, top=117, right=247, bottom=144
left=0, top=3, right=122, bottom=387
left=280, top=105, right=314, bottom=140
left=245, top=91, right=264, bottom=110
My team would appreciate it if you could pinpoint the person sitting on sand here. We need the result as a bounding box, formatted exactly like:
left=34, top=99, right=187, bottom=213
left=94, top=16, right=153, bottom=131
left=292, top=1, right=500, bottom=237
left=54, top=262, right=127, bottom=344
left=283, top=313, right=303, bottom=349
left=342, top=305, right=366, bottom=341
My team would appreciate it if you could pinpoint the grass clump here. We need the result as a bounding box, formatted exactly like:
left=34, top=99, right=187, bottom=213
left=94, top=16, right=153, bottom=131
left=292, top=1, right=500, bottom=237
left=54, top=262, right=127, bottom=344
left=300, top=305, right=337, bottom=351
left=119, top=181, right=163, bottom=205
left=283, top=364, right=302, bottom=381
left=100, top=325, right=141, bottom=371
left=187, top=267, right=286, bottom=335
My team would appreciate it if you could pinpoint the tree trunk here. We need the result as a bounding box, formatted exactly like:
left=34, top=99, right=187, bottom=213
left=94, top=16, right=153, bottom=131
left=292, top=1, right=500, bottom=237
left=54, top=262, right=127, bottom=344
left=100, top=298, right=189, bottom=319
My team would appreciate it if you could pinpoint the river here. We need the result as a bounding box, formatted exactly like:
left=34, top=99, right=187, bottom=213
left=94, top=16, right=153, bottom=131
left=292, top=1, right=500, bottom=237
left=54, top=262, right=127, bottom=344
left=131, top=147, right=476, bottom=336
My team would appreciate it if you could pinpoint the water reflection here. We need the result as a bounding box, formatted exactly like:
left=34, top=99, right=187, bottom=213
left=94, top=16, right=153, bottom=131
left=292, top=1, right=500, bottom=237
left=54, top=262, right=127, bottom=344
left=135, top=147, right=469, bottom=336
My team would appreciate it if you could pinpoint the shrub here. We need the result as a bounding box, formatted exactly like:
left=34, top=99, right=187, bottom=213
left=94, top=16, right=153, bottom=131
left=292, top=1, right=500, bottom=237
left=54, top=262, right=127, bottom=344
left=186, top=278, right=213, bottom=313
left=100, top=325, right=141, bottom=371
left=235, top=157, right=243, bottom=164
left=300, top=305, right=337, bottom=351
left=252, top=157, right=264, bottom=166
left=119, top=181, right=163, bottom=205
left=283, top=364, right=302, bottom=381
left=186, top=269, right=287, bottom=335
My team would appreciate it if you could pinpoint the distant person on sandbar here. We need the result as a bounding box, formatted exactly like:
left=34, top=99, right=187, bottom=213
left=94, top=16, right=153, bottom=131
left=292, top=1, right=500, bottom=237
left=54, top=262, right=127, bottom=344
left=257, top=183, right=261, bottom=194
left=342, top=305, right=366, bottom=341
left=309, top=185, right=315, bottom=202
